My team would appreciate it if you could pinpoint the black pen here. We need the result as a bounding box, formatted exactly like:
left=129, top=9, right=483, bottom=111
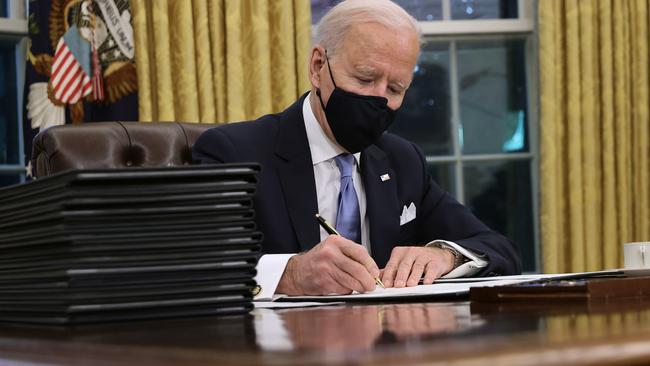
left=314, top=213, right=385, bottom=289
left=315, top=213, right=340, bottom=236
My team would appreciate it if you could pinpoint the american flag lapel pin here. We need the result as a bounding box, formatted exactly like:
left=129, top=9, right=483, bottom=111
left=380, top=173, right=390, bottom=182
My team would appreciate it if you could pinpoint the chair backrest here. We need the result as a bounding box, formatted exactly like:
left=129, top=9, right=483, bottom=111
left=31, top=121, right=216, bottom=178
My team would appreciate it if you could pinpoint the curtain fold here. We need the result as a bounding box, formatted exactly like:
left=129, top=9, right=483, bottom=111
left=539, top=0, right=650, bottom=273
left=132, top=0, right=311, bottom=123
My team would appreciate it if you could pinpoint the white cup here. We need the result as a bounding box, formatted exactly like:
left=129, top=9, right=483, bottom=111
left=623, top=242, right=650, bottom=269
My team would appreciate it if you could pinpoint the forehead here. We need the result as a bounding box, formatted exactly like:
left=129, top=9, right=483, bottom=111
left=336, top=23, right=419, bottom=77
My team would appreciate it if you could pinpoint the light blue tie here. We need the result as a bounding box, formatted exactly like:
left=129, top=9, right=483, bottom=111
left=334, top=154, right=361, bottom=243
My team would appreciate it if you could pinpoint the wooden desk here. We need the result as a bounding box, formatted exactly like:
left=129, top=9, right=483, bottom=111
left=2, top=299, right=650, bottom=366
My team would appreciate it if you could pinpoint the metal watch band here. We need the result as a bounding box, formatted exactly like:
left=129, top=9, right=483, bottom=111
left=432, top=242, right=466, bottom=269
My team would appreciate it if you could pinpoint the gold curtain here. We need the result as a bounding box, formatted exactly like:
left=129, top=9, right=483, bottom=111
left=131, top=0, right=312, bottom=123
left=539, top=0, right=650, bottom=273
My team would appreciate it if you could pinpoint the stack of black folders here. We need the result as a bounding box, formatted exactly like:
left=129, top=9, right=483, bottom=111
left=0, top=164, right=262, bottom=324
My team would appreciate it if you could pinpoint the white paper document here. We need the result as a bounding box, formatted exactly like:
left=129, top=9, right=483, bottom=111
left=272, top=270, right=625, bottom=302
left=433, top=270, right=623, bottom=283
left=276, top=278, right=530, bottom=302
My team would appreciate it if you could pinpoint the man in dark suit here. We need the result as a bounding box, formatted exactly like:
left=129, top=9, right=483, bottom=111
left=193, top=0, right=521, bottom=296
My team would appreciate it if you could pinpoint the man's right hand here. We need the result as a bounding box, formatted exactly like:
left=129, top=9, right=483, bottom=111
left=275, top=235, right=380, bottom=296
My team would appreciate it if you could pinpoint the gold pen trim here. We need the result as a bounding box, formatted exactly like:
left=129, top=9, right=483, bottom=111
left=315, top=213, right=340, bottom=236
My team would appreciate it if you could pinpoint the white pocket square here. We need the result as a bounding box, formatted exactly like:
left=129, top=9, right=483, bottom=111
left=399, top=202, right=416, bottom=226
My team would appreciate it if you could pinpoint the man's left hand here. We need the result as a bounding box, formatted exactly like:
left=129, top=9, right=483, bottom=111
left=380, top=246, right=455, bottom=288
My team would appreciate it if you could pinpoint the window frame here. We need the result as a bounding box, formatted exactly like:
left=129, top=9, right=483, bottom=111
left=0, top=0, right=27, bottom=181
left=424, top=0, right=533, bottom=33
left=418, top=0, right=540, bottom=271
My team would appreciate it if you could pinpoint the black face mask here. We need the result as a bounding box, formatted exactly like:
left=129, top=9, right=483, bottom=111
left=316, top=52, right=397, bottom=153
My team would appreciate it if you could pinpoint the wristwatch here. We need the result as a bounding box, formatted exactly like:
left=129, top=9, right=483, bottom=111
left=430, top=241, right=467, bottom=269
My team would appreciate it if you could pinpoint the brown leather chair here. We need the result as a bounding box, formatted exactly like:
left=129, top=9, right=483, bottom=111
left=31, top=122, right=217, bottom=178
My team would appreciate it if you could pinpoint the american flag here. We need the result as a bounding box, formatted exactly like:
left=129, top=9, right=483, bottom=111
left=50, top=25, right=92, bottom=104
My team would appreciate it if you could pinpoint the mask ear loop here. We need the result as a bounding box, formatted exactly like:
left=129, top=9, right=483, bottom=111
left=324, top=50, right=338, bottom=88
left=316, top=49, right=337, bottom=110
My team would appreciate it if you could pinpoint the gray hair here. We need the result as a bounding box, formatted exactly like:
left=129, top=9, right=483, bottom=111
left=315, top=0, right=421, bottom=57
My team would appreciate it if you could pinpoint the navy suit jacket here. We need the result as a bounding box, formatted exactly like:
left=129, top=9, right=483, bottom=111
left=193, top=95, right=521, bottom=275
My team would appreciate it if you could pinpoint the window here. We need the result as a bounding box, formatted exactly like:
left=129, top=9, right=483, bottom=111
left=311, top=0, right=539, bottom=272
left=450, top=0, right=518, bottom=20
left=0, top=0, right=27, bottom=188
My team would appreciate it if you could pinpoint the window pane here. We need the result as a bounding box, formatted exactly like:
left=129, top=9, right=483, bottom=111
left=428, top=162, right=455, bottom=197
left=390, top=41, right=452, bottom=156
left=393, top=0, right=442, bottom=21
left=0, top=0, right=6, bottom=17
left=457, top=37, right=529, bottom=155
left=311, top=0, right=442, bottom=24
left=463, top=160, right=535, bottom=272
left=451, top=0, right=518, bottom=20
left=0, top=172, right=22, bottom=187
left=0, top=41, right=19, bottom=165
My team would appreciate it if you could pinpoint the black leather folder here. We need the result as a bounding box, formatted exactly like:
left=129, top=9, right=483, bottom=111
left=0, top=164, right=262, bottom=324
left=0, top=303, right=254, bottom=325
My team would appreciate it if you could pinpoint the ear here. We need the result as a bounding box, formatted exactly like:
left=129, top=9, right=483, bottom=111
left=309, top=45, right=327, bottom=89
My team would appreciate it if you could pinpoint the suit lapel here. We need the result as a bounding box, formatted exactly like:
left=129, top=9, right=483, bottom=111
left=275, top=95, right=321, bottom=252
left=361, top=145, right=400, bottom=268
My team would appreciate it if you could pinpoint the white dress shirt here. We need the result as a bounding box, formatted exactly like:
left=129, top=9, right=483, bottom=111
left=255, top=94, right=363, bottom=298
left=253, top=93, right=483, bottom=299
left=303, top=94, right=371, bottom=251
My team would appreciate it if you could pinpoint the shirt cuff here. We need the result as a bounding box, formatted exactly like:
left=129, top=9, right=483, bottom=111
left=425, top=240, right=488, bottom=278
left=254, top=253, right=296, bottom=300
